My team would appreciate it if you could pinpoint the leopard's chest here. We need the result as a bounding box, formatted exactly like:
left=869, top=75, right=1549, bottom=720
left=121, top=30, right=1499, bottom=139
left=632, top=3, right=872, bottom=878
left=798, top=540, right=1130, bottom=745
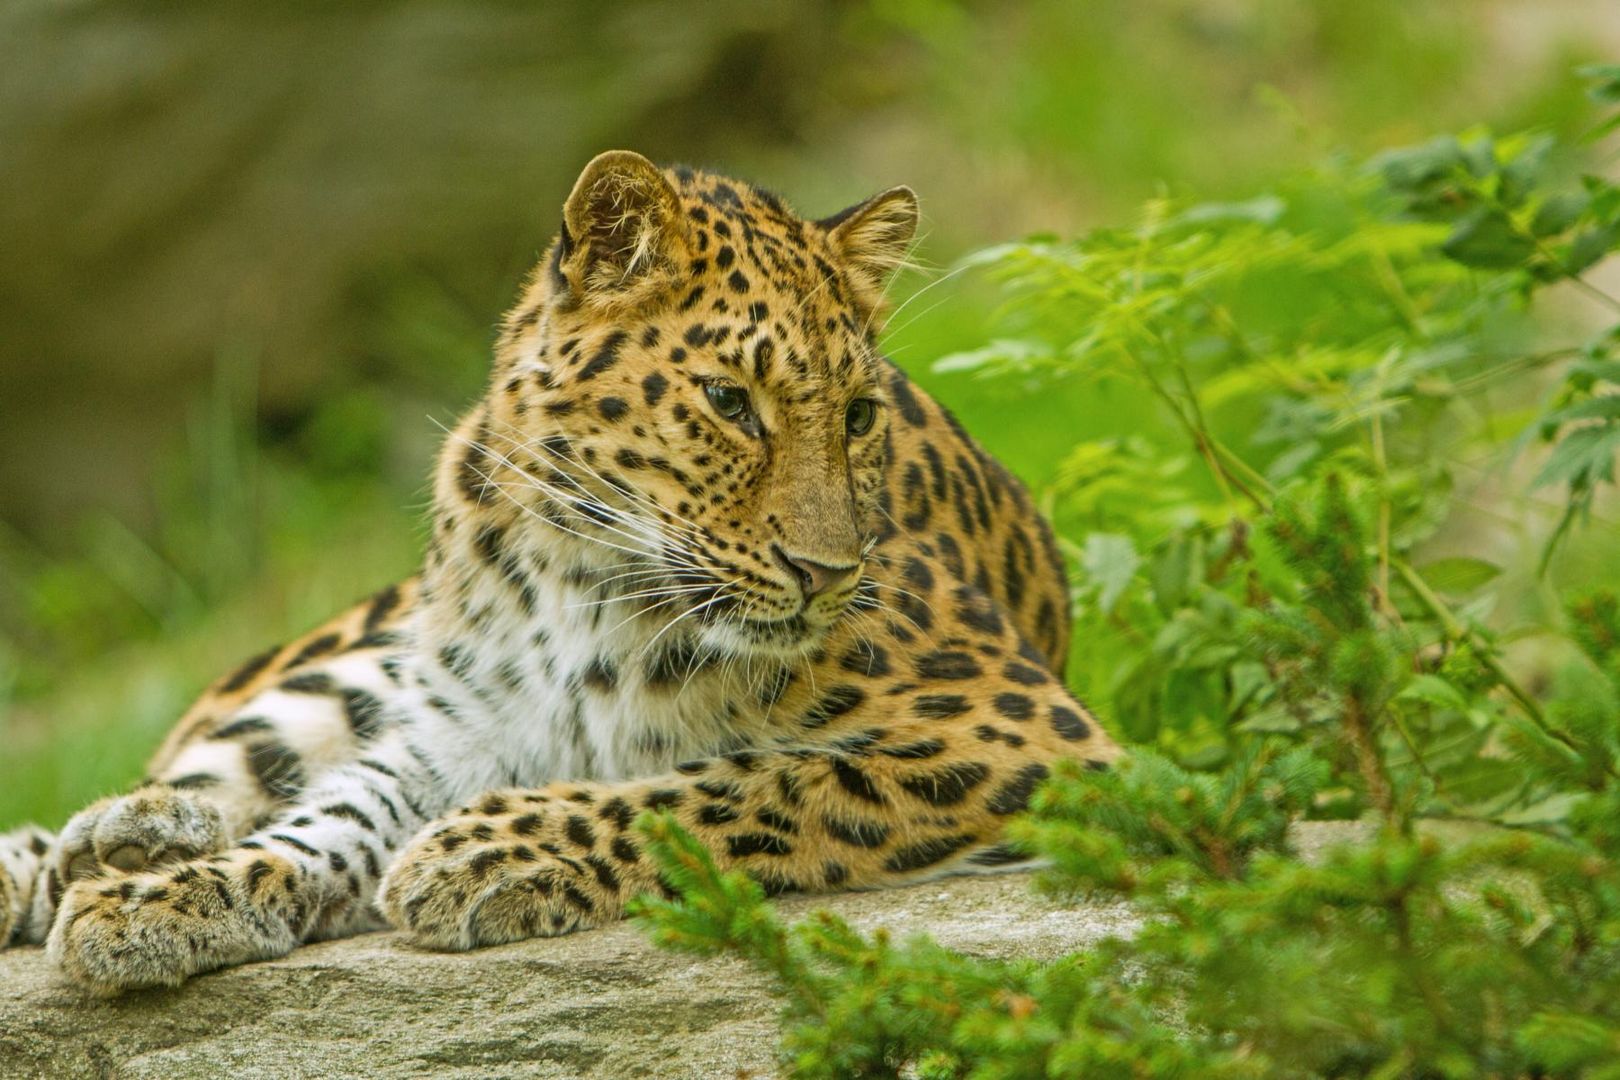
left=404, top=558, right=792, bottom=799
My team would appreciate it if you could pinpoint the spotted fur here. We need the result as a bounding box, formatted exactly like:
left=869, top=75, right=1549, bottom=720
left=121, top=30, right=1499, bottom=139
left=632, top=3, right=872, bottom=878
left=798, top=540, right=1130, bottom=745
left=0, top=151, right=1116, bottom=993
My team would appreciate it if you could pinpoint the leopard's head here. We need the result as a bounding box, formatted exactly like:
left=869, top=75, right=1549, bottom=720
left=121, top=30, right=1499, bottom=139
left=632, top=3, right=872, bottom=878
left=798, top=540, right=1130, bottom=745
left=451, top=151, right=919, bottom=657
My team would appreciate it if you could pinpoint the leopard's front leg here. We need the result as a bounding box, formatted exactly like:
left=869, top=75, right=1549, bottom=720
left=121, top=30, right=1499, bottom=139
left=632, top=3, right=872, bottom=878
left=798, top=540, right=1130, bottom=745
left=20, top=586, right=418, bottom=955
left=47, top=733, right=444, bottom=994
left=381, top=671, right=1118, bottom=950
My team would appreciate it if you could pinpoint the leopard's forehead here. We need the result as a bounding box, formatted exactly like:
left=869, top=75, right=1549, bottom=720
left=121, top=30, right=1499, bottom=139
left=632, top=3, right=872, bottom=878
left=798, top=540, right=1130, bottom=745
left=653, top=167, right=881, bottom=373
left=664, top=165, right=819, bottom=262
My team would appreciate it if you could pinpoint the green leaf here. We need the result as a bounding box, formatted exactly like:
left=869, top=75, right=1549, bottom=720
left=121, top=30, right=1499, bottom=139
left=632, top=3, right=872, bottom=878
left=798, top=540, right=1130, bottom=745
left=1579, top=62, right=1620, bottom=104
left=1543, top=395, right=1620, bottom=426
left=931, top=338, right=1053, bottom=375
left=1567, top=222, right=1620, bottom=275
left=1415, top=556, right=1503, bottom=595
left=1530, top=192, right=1588, bottom=238
left=1081, top=532, right=1140, bottom=615
left=1396, top=674, right=1470, bottom=711
left=1532, top=424, right=1620, bottom=489
left=1570, top=359, right=1620, bottom=385
left=1372, top=136, right=1465, bottom=195
left=1441, top=207, right=1535, bottom=269
left=1172, top=195, right=1285, bottom=228
left=1515, top=1010, right=1620, bottom=1070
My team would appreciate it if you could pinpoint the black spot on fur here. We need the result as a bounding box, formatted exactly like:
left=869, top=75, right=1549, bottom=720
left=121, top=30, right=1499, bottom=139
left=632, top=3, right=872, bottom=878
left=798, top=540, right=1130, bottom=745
left=581, top=657, right=617, bottom=693
left=220, top=645, right=281, bottom=693
left=757, top=665, right=793, bottom=706
left=246, top=860, right=276, bottom=892
left=565, top=816, right=597, bottom=848
left=830, top=758, right=886, bottom=805
left=210, top=716, right=274, bottom=740
left=320, top=803, right=377, bottom=831
left=700, top=804, right=741, bottom=825
left=992, top=692, right=1035, bottom=721
left=955, top=590, right=1005, bottom=636
left=341, top=689, right=387, bottom=741
left=885, top=834, right=975, bottom=874
left=268, top=832, right=320, bottom=857
left=585, top=854, right=620, bottom=891
left=988, top=764, right=1050, bottom=815
left=839, top=639, right=891, bottom=678
left=916, top=650, right=982, bottom=680
left=802, top=685, right=866, bottom=728
left=879, top=738, right=947, bottom=759
left=597, top=798, right=633, bottom=830
left=282, top=672, right=335, bottom=695
left=1003, top=662, right=1048, bottom=686
left=469, top=848, right=507, bottom=877
left=365, top=583, right=403, bottom=631
left=899, top=762, right=990, bottom=807
left=912, top=694, right=971, bottom=719
left=246, top=742, right=305, bottom=800
left=644, top=639, right=713, bottom=689
left=727, top=833, right=793, bottom=857
left=823, top=815, right=889, bottom=848
left=968, top=844, right=1031, bottom=867
left=166, top=772, right=219, bottom=790
left=755, top=807, right=797, bottom=834
left=696, top=779, right=744, bottom=801
left=284, top=632, right=341, bottom=670
left=578, top=330, right=629, bottom=380
left=888, top=368, right=928, bottom=427
left=1050, top=705, right=1091, bottom=741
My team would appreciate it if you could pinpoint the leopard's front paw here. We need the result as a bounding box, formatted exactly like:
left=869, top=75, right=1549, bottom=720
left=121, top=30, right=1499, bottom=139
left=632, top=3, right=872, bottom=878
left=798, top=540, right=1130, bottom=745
left=57, top=787, right=227, bottom=885
left=47, top=851, right=301, bottom=995
left=378, top=806, right=630, bottom=950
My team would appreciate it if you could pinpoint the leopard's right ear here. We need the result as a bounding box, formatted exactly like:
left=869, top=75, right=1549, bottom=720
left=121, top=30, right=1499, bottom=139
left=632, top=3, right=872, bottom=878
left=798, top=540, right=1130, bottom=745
left=551, top=150, right=688, bottom=310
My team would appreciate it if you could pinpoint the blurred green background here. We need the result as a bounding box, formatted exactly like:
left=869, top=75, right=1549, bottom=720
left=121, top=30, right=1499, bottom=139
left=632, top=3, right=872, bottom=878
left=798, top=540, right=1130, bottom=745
left=3, top=0, right=1617, bottom=828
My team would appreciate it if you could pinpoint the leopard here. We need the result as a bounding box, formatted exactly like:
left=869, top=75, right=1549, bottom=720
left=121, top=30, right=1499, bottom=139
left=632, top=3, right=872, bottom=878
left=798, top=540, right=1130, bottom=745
left=0, top=151, right=1118, bottom=995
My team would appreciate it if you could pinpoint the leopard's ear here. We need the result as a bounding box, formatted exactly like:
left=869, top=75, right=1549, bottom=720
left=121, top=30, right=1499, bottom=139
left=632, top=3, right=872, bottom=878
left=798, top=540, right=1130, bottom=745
left=556, top=150, right=687, bottom=308
left=818, top=186, right=919, bottom=317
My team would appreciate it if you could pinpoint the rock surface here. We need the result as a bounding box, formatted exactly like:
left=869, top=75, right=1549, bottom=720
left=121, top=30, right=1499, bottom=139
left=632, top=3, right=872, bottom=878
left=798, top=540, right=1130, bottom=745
left=0, top=822, right=1359, bottom=1079
left=0, top=872, right=1137, bottom=1079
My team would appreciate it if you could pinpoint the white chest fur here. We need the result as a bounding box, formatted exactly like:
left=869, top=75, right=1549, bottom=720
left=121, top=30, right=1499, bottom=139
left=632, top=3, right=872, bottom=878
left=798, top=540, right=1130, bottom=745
left=404, top=532, right=798, bottom=802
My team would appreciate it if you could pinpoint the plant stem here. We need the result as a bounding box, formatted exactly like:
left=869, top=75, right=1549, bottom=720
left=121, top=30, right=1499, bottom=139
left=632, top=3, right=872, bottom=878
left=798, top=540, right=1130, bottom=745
left=1392, top=558, right=1558, bottom=736
left=1125, top=347, right=1258, bottom=511
left=1371, top=407, right=1394, bottom=617
left=1345, top=697, right=1400, bottom=826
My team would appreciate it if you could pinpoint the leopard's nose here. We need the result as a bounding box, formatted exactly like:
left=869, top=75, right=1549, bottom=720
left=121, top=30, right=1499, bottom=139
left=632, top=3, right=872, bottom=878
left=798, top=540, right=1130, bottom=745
left=773, top=545, right=860, bottom=600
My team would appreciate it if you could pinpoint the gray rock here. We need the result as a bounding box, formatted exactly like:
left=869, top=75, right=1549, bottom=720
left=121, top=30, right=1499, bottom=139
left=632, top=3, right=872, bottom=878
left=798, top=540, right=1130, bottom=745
left=0, top=822, right=1360, bottom=1078
left=0, top=872, right=1136, bottom=1079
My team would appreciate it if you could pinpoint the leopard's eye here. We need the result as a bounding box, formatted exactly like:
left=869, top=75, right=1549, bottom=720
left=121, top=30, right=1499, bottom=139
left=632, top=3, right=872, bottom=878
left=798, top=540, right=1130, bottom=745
left=705, top=383, right=751, bottom=421
left=845, top=398, right=878, bottom=437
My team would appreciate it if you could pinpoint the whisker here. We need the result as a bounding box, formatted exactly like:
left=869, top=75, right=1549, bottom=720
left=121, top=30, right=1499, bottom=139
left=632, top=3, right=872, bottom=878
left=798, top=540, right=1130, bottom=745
left=484, top=420, right=710, bottom=544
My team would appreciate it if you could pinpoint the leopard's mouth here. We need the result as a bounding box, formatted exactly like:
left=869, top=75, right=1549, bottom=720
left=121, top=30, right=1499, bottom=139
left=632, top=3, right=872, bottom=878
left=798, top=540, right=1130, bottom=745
left=653, top=550, right=860, bottom=657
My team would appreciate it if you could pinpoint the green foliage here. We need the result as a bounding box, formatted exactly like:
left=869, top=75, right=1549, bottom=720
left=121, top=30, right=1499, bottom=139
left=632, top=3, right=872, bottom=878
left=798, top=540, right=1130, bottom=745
left=635, top=71, right=1620, bottom=1077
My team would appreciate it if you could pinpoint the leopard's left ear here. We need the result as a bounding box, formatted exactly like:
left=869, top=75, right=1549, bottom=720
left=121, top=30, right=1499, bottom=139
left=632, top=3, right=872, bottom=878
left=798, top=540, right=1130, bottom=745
left=818, top=186, right=919, bottom=316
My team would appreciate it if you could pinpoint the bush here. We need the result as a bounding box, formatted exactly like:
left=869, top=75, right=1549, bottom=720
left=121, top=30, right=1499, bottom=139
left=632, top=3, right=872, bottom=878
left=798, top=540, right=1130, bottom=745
left=631, top=67, right=1620, bottom=1078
